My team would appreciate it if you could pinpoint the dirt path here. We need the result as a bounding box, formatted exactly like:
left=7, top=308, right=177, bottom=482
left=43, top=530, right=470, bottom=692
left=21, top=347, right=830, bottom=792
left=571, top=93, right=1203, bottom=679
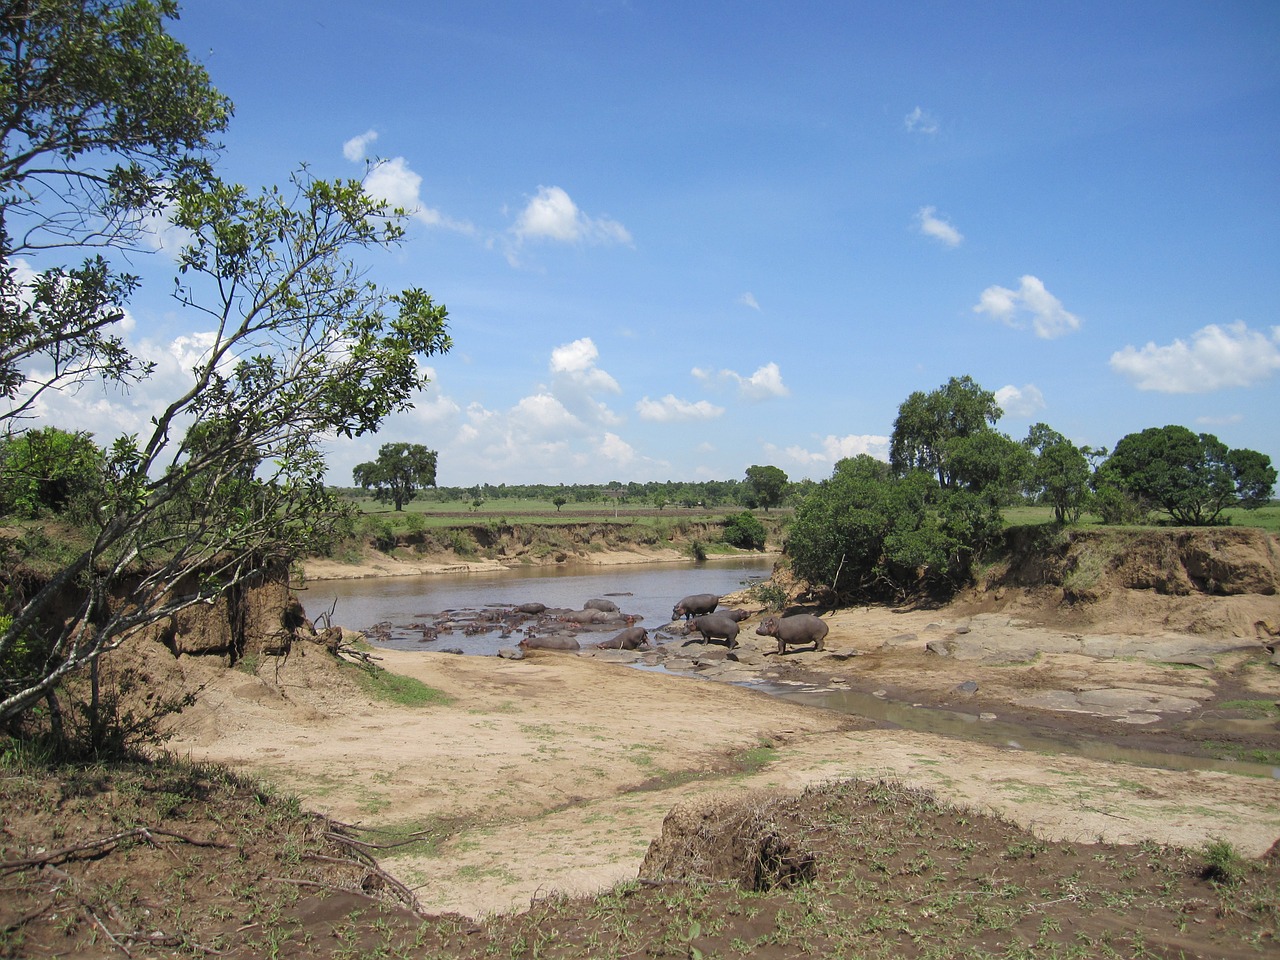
left=163, top=604, right=1280, bottom=918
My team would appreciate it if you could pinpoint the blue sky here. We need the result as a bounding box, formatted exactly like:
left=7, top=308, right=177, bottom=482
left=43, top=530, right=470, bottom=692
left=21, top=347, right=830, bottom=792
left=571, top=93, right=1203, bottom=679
left=23, top=1, right=1280, bottom=487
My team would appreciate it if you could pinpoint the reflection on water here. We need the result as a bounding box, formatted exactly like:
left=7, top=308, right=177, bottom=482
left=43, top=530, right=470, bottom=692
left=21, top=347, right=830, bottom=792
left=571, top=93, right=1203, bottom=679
left=767, top=683, right=1280, bottom=779
left=298, top=557, right=775, bottom=656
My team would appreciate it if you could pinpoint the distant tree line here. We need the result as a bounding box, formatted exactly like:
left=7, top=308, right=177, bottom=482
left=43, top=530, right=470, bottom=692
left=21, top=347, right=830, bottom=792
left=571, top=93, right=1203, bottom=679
left=340, top=458, right=795, bottom=513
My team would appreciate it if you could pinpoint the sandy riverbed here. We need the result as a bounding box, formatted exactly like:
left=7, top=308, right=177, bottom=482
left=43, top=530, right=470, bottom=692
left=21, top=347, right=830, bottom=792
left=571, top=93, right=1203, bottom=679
left=162, top=550, right=1280, bottom=917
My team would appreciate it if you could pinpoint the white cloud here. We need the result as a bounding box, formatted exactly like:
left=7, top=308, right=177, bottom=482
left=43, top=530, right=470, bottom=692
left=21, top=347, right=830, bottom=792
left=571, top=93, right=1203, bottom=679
left=635, top=395, right=725, bottom=422
left=774, top=434, right=890, bottom=467
left=511, top=186, right=632, bottom=246
left=904, top=106, right=939, bottom=135
left=549, top=337, right=621, bottom=395
left=731, top=362, right=789, bottom=400
left=343, top=129, right=379, bottom=162
left=973, top=275, right=1082, bottom=339
left=994, top=383, right=1046, bottom=418
left=360, top=157, right=475, bottom=234
left=596, top=431, right=637, bottom=467
left=1196, top=413, right=1244, bottom=427
left=916, top=206, right=963, bottom=248
left=692, top=361, right=789, bottom=400
left=738, top=292, right=761, bottom=310
left=1109, top=321, right=1280, bottom=393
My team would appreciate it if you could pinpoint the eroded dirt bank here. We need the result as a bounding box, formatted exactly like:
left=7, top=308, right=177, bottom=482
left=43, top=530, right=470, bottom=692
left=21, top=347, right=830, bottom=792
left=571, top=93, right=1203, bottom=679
left=159, top=525, right=1280, bottom=917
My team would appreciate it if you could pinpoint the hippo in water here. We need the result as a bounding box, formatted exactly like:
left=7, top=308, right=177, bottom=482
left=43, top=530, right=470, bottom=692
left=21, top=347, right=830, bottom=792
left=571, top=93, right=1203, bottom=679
left=756, top=614, right=828, bottom=654
left=596, top=626, right=650, bottom=650
left=683, top=613, right=739, bottom=648
left=514, top=602, right=546, bottom=615
left=672, top=593, right=719, bottom=621
left=583, top=598, right=620, bottom=614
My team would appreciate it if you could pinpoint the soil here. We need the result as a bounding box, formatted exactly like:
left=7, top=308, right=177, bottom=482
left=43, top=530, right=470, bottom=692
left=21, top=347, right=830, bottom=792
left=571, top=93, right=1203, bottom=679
left=4, top=536, right=1280, bottom=958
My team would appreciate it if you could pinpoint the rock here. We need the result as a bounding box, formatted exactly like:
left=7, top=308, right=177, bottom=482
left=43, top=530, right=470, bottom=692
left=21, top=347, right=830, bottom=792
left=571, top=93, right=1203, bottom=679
left=497, top=646, right=524, bottom=660
left=955, top=680, right=979, bottom=695
left=826, top=650, right=860, bottom=661
left=979, top=712, right=997, bottom=721
left=925, top=639, right=956, bottom=657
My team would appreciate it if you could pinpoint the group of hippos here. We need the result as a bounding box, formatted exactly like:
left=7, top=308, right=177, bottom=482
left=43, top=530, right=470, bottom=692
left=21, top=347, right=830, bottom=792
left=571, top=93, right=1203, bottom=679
left=513, top=592, right=829, bottom=657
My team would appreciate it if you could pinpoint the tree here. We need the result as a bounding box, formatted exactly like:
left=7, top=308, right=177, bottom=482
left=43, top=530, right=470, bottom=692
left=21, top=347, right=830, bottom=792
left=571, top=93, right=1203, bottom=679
left=889, top=375, right=1002, bottom=488
left=744, top=464, right=788, bottom=511
left=353, top=443, right=439, bottom=511
left=0, top=425, right=104, bottom=518
left=786, top=455, right=961, bottom=600
left=1023, top=423, right=1092, bottom=524
left=552, top=495, right=567, bottom=512
left=0, top=169, right=452, bottom=732
left=1099, top=425, right=1276, bottom=526
left=1, top=0, right=232, bottom=421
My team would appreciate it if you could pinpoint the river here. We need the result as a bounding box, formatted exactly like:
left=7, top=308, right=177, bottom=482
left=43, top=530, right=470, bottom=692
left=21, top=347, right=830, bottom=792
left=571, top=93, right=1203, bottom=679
left=299, top=557, right=776, bottom=655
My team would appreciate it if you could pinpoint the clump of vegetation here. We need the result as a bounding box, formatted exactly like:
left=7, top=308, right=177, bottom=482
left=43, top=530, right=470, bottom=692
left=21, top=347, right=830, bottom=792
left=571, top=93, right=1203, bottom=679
left=750, top=581, right=790, bottom=611
left=721, top=511, right=767, bottom=550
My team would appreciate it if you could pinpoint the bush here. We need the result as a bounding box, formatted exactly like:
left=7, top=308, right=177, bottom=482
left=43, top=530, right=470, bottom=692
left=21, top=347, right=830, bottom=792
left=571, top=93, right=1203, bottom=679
left=0, top=427, right=105, bottom=520
left=722, top=512, right=767, bottom=550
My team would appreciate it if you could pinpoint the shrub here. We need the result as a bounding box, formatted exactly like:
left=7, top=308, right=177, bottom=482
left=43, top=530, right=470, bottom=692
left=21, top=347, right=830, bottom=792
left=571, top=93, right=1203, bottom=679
left=722, top=512, right=767, bottom=550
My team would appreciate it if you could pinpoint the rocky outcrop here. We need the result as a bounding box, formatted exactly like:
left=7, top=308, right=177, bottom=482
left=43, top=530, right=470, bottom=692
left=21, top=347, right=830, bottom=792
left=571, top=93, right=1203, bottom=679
left=995, top=527, right=1278, bottom=598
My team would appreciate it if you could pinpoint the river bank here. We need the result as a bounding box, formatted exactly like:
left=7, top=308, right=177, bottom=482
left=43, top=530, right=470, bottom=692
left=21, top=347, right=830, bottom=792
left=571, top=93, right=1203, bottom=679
left=153, top=531, right=1280, bottom=918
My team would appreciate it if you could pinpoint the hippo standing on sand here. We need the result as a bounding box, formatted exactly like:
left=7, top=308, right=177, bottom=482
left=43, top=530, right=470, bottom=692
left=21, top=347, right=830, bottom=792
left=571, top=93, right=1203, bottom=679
left=756, top=615, right=828, bottom=654
left=683, top=613, right=739, bottom=648
left=519, top=635, right=581, bottom=652
left=672, top=593, right=719, bottom=621
left=596, top=626, right=650, bottom=650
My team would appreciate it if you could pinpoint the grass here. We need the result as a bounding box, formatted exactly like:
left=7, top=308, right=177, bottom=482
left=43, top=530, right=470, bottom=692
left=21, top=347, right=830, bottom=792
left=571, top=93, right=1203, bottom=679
left=346, top=662, right=453, bottom=707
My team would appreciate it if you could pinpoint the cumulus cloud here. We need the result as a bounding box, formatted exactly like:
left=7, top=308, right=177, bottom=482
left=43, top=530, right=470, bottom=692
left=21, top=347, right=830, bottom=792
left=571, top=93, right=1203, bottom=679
left=694, top=362, right=789, bottom=400
left=635, top=395, right=725, bottom=422
left=343, top=129, right=379, bottom=162
left=773, top=434, right=890, bottom=467
left=916, top=206, right=963, bottom=247
left=361, top=157, right=474, bottom=233
left=904, top=106, right=939, bottom=135
left=511, top=186, right=632, bottom=246
left=596, top=431, right=637, bottom=467
left=973, top=275, right=1082, bottom=339
left=994, top=383, right=1046, bottom=418
left=1109, top=321, right=1280, bottom=393
left=738, top=292, right=761, bottom=310
left=549, top=337, right=621, bottom=395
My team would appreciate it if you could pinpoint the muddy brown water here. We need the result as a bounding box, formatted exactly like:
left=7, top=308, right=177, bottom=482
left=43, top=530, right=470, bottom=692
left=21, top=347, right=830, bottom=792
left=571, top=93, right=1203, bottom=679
left=302, top=559, right=1278, bottom=781
left=299, top=557, right=776, bottom=654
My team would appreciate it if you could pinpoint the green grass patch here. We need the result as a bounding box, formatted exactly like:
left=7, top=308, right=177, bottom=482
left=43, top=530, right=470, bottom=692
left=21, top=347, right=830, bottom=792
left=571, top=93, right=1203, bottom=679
left=1217, top=699, right=1279, bottom=717
left=346, top=663, right=453, bottom=707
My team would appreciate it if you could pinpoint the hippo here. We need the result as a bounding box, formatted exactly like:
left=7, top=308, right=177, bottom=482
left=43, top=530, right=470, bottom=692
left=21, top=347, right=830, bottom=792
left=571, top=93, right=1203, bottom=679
left=584, top=598, right=620, bottom=614
left=519, top=635, right=581, bottom=652
left=672, top=593, right=720, bottom=621
left=561, top=609, right=612, bottom=625
left=718, top=608, right=751, bottom=622
left=596, top=626, right=650, bottom=650
left=683, top=613, right=739, bottom=648
left=514, top=602, right=547, bottom=615
left=756, top=614, right=828, bottom=654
